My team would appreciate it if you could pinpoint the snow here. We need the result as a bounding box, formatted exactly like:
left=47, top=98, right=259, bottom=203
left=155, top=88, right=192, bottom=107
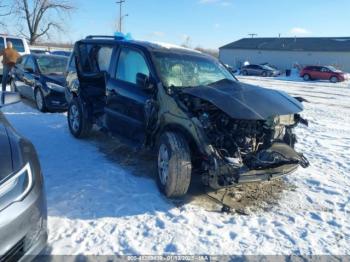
left=2, top=77, right=350, bottom=256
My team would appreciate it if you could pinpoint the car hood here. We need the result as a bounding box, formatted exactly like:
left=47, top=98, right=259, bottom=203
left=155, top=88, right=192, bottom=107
left=42, top=74, right=66, bottom=86
left=0, top=123, right=13, bottom=181
left=181, top=79, right=303, bottom=120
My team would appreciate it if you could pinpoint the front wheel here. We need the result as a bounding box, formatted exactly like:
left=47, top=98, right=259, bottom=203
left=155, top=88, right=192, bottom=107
left=68, top=97, right=92, bottom=138
left=330, top=76, right=339, bottom=83
left=157, top=132, right=192, bottom=198
left=35, top=88, right=47, bottom=112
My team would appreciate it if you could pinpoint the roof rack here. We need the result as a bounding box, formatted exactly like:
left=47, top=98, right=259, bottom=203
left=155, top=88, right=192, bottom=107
left=85, top=35, right=125, bottom=40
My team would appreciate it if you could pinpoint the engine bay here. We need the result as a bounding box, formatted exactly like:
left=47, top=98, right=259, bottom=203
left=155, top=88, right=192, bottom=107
left=178, top=93, right=308, bottom=170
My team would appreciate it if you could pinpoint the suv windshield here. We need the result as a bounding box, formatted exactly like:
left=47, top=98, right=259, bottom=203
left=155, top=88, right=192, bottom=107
left=152, top=52, right=235, bottom=88
left=326, top=66, right=342, bottom=73
left=36, top=56, right=68, bottom=75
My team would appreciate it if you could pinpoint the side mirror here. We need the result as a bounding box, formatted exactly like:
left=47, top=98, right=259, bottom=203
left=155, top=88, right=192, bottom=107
left=136, top=73, right=155, bottom=92
left=0, top=92, right=21, bottom=107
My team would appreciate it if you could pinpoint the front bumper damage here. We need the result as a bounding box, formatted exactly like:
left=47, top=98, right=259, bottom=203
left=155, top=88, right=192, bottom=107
left=205, top=143, right=310, bottom=190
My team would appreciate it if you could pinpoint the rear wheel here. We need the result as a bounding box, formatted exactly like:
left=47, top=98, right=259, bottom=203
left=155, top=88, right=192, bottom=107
left=241, top=70, right=248, bottom=76
left=330, top=76, right=339, bottom=83
left=35, top=88, right=47, bottom=112
left=68, top=97, right=93, bottom=138
left=303, top=74, right=311, bottom=81
left=157, top=132, right=192, bottom=198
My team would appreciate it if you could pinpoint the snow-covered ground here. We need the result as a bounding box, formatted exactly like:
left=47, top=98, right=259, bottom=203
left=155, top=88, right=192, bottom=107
left=2, top=77, right=350, bottom=255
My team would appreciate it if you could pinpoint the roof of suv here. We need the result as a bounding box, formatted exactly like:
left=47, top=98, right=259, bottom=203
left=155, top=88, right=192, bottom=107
left=80, top=36, right=203, bottom=56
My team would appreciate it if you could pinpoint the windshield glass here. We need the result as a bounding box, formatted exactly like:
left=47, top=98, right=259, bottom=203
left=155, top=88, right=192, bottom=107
left=36, top=56, right=68, bottom=74
left=262, top=65, right=275, bottom=71
left=152, top=52, right=235, bottom=88
left=326, top=66, right=341, bottom=73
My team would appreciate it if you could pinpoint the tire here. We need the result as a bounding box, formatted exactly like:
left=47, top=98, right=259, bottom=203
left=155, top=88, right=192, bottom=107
left=35, top=88, right=47, bottom=112
left=241, top=70, right=248, bottom=76
left=262, top=71, right=268, bottom=77
left=157, top=132, right=192, bottom=198
left=330, top=76, right=339, bottom=83
left=67, top=97, right=93, bottom=138
left=303, top=74, right=311, bottom=81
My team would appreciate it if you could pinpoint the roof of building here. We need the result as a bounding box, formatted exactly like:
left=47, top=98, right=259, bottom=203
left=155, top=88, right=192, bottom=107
left=220, top=37, right=350, bottom=52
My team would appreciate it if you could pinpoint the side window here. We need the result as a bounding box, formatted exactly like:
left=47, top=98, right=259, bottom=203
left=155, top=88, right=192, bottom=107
left=7, top=38, right=25, bottom=53
left=0, top=37, right=4, bottom=51
left=97, top=47, right=113, bottom=72
left=24, top=57, right=36, bottom=71
left=116, top=48, right=150, bottom=85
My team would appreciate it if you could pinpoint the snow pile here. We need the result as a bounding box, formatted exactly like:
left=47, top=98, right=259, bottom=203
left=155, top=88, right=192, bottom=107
left=2, top=78, right=350, bottom=255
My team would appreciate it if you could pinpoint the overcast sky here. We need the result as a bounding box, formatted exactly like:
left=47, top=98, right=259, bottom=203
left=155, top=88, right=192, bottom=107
left=4, top=0, right=350, bottom=49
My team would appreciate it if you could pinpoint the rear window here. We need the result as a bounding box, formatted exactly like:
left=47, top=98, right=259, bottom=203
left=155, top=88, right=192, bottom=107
left=0, top=37, right=4, bottom=51
left=6, top=38, right=25, bottom=52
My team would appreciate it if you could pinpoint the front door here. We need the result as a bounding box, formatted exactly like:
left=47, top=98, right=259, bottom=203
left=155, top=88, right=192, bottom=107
left=22, top=56, right=37, bottom=99
left=106, top=47, right=151, bottom=142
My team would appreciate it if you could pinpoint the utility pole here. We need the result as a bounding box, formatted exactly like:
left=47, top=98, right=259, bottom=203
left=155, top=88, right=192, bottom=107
left=116, top=0, right=125, bottom=32
left=248, top=33, right=257, bottom=38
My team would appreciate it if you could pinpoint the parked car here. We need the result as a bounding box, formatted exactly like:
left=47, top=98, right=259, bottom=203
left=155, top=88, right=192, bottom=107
left=0, top=92, right=47, bottom=260
left=50, top=50, right=72, bottom=57
left=241, top=64, right=281, bottom=77
left=30, top=49, right=50, bottom=55
left=0, top=35, right=31, bottom=78
left=300, top=65, right=346, bottom=83
left=66, top=36, right=309, bottom=198
left=10, top=54, right=68, bottom=112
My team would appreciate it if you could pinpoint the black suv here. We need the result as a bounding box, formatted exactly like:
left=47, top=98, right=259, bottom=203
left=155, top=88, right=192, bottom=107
left=65, top=36, right=309, bottom=198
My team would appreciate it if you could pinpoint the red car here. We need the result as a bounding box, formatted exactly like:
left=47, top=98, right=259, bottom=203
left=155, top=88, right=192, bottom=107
left=300, top=66, right=347, bottom=83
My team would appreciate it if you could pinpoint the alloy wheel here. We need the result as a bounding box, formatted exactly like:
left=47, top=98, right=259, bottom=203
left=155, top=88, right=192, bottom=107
left=69, top=104, right=80, bottom=133
left=35, top=90, right=44, bottom=111
left=158, top=144, right=170, bottom=185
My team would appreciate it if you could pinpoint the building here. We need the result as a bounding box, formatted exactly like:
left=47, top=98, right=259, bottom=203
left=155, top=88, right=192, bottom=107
left=219, top=37, right=350, bottom=72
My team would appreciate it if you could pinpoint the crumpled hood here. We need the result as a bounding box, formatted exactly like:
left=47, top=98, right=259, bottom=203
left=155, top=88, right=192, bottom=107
left=181, top=79, right=304, bottom=120
left=0, top=124, right=13, bottom=181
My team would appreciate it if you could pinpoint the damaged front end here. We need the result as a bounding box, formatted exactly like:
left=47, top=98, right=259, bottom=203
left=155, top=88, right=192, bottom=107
left=177, top=81, right=310, bottom=190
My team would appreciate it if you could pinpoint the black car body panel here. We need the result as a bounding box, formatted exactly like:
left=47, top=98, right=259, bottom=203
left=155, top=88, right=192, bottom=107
left=182, top=79, right=303, bottom=120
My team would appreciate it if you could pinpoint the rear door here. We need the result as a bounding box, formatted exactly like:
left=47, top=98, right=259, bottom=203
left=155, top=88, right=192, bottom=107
left=106, top=46, right=152, bottom=142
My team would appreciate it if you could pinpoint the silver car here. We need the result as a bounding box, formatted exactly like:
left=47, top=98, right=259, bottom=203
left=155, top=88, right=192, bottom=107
left=241, top=64, right=281, bottom=77
left=0, top=92, right=47, bottom=261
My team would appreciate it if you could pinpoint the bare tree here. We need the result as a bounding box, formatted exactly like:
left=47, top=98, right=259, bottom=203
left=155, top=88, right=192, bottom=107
left=0, top=1, right=11, bottom=27
left=13, top=0, right=74, bottom=44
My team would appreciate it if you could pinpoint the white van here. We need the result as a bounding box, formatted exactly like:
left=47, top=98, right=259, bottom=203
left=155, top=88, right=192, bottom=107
left=0, top=35, right=31, bottom=76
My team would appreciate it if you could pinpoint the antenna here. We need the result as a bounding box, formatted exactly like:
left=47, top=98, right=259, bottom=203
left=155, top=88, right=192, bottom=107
left=248, top=33, right=257, bottom=38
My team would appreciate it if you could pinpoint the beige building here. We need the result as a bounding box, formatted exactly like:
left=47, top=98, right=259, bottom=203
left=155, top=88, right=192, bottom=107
left=219, top=37, right=350, bottom=72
